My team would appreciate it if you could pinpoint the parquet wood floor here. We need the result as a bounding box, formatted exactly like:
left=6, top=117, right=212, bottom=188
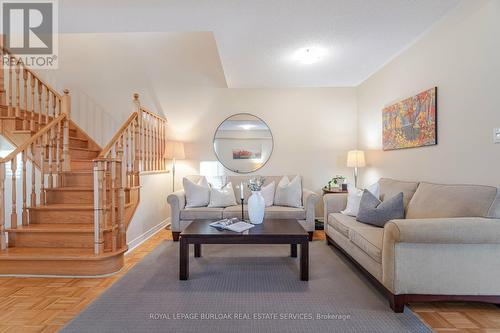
left=0, top=229, right=498, bottom=332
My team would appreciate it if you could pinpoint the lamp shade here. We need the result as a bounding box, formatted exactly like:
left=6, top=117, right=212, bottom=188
left=347, top=150, right=366, bottom=168
left=164, top=141, right=185, bottom=160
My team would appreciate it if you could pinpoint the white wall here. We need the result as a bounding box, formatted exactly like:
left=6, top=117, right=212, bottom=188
left=356, top=0, right=500, bottom=187
left=167, top=87, right=359, bottom=199
left=126, top=172, right=172, bottom=250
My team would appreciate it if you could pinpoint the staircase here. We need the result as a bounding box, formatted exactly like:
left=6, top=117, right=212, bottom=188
left=0, top=48, right=167, bottom=276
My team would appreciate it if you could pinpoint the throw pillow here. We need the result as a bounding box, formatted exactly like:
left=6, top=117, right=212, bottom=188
left=208, top=182, right=238, bottom=208
left=356, top=190, right=404, bottom=227
left=261, top=181, right=275, bottom=207
left=183, top=177, right=210, bottom=208
left=341, top=182, right=380, bottom=217
left=274, top=176, right=302, bottom=208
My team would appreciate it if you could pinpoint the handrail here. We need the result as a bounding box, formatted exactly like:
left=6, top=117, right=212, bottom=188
left=140, top=106, right=167, bottom=122
left=0, top=110, right=71, bottom=243
left=1, top=47, right=62, bottom=99
left=97, top=112, right=138, bottom=158
left=92, top=94, right=168, bottom=254
left=0, top=113, right=66, bottom=163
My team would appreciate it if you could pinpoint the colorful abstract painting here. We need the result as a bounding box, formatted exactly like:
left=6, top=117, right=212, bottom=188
left=232, top=149, right=261, bottom=160
left=383, top=87, right=437, bottom=150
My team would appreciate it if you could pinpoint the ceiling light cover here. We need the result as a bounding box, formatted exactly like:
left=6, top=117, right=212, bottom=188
left=293, top=46, right=328, bottom=64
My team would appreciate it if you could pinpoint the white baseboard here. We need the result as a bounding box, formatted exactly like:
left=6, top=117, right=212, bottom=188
left=126, top=219, right=169, bottom=255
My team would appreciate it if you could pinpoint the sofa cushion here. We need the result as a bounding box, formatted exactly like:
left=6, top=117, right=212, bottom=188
left=208, top=182, right=237, bottom=208
left=274, top=176, right=302, bottom=208
left=328, top=213, right=361, bottom=237
left=327, top=213, right=383, bottom=263
left=226, top=176, right=284, bottom=204
left=349, top=227, right=383, bottom=263
left=379, top=178, right=419, bottom=209
left=264, top=206, right=306, bottom=220
left=406, top=182, right=498, bottom=219
left=222, top=205, right=249, bottom=219
left=357, top=190, right=404, bottom=227
left=183, top=177, right=210, bottom=208
left=180, top=207, right=223, bottom=220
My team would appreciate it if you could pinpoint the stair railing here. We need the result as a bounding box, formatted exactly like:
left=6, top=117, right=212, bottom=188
left=1, top=47, right=65, bottom=132
left=93, top=93, right=167, bottom=254
left=0, top=105, right=71, bottom=250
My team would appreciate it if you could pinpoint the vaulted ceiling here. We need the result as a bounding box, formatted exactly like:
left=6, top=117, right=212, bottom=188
left=59, top=0, right=460, bottom=87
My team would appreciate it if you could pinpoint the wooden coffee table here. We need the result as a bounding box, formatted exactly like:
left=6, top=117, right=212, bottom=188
left=179, top=219, right=309, bottom=281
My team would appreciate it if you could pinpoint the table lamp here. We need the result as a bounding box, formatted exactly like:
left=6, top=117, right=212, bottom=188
left=347, top=150, right=365, bottom=188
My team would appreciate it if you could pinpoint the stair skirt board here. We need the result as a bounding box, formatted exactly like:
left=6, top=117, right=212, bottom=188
left=126, top=219, right=169, bottom=254
left=0, top=249, right=126, bottom=277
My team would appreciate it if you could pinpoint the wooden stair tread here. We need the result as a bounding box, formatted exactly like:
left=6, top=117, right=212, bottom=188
left=30, top=202, right=134, bottom=210
left=45, top=187, right=93, bottom=191
left=29, top=204, right=96, bottom=210
left=6, top=223, right=110, bottom=233
left=69, top=136, right=88, bottom=141
left=11, top=130, right=35, bottom=134
left=69, top=147, right=100, bottom=152
left=0, top=247, right=127, bottom=261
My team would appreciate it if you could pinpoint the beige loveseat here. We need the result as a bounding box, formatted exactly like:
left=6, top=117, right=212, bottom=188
left=324, top=178, right=500, bottom=312
left=168, top=175, right=319, bottom=241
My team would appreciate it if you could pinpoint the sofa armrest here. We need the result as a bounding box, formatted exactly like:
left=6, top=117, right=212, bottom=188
left=167, top=190, right=186, bottom=232
left=384, top=217, right=500, bottom=245
left=382, top=217, right=500, bottom=293
left=323, top=193, right=348, bottom=223
left=303, top=189, right=319, bottom=231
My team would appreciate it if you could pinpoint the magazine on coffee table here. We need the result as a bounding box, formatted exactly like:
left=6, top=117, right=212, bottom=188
left=209, top=218, right=254, bottom=233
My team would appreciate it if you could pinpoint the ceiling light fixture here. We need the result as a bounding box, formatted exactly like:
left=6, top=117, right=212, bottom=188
left=239, top=124, right=256, bottom=130
left=293, top=46, right=328, bottom=65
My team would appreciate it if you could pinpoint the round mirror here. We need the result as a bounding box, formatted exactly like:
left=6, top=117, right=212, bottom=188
left=213, top=113, right=273, bottom=174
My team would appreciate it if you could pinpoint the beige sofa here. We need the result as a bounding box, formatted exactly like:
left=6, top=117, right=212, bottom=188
left=324, top=178, right=500, bottom=312
left=168, top=175, right=319, bottom=241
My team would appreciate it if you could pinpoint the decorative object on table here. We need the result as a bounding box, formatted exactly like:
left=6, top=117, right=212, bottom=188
left=322, top=186, right=348, bottom=194
left=238, top=181, right=245, bottom=220
left=165, top=141, right=185, bottom=191
left=209, top=218, right=254, bottom=233
left=347, top=150, right=366, bottom=187
left=326, top=175, right=346, bottom=190
left=382, top=87, right=437, bottom=150
left=213, top=113, right=273, bottom=174
left=247, top=177, right=266, bottom=224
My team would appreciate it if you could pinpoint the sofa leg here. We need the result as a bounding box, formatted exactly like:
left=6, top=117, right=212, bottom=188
left=389, top=294, right=405, bottom=313
left=172, top=232, right=180, bottom=242
left=308, top=231, right=313, bottom=241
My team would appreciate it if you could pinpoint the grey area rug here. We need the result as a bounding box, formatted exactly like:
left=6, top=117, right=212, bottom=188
left=62, top=241, right=431, bottom=333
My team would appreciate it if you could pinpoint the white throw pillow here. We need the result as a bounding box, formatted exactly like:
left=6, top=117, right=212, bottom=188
left=274, top=176, right=302, bottom=208
left=208, top=182, right=238, bottom=208
left=261, top=181, right=275, bottom=207
left=183, top=177, right=210, bottom=208
left=341, top=182, right=380, bottom=217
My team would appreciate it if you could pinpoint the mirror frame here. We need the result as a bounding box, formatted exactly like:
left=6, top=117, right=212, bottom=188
left=212, top=113, right=274, bottom=174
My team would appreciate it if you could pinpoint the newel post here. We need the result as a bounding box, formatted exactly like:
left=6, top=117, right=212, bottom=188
left=93, top=159, right=106, bottom=255
left=62, top=89, right=71, bottom=171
